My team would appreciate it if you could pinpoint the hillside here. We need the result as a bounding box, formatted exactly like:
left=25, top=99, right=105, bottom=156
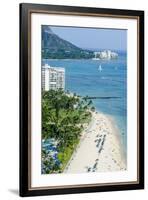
left=42, top=26, right=94, bottom=59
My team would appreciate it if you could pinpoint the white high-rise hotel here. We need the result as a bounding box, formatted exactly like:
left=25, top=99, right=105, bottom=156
left=42, top=64, right=65, bottom=91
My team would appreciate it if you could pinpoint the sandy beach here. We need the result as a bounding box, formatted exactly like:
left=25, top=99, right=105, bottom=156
left=64, top=112, right=126, bottom=173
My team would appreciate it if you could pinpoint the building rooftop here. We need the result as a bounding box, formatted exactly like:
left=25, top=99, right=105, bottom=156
left=42, top=64, right=65, bottom=72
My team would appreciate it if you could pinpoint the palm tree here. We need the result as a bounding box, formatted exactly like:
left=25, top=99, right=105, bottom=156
left=42, top=89, right=94, bottom=172
left=91, top=106, right=95, bottom=112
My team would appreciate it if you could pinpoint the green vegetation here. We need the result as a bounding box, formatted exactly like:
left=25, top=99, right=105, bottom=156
left=42, top=89, right=93, bottom=173
left=42, top=49, right=94, bottom=59
left=42, top=25, right=94, bottom=59
left=58, top=138, right=79, bottom=172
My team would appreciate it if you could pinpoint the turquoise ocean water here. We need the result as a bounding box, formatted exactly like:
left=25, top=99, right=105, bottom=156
left=42, top=52, right=127, bottom=152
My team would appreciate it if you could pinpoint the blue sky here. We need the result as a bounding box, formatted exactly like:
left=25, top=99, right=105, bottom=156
left=51, top=26, right=127, bottom=51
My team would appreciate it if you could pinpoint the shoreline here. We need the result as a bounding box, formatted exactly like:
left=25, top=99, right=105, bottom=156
left=64, top=111, right=126, bottom=173
left=42, top=58, right=118, bottom=61
left=42, top=58, right=93, bottom=61
left=106, top=114, right=126, bottom=164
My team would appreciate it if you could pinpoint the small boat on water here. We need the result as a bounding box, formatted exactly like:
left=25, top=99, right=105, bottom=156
left=98, top=64, right=102, bottom=72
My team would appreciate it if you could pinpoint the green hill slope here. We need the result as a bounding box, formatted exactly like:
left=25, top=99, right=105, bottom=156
left=42, top=26, right=94, bottom=59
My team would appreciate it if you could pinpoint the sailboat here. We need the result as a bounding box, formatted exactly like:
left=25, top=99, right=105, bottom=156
left=98, top=64, right=102, bottom=72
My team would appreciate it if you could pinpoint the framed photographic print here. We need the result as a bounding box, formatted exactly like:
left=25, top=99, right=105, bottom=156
left=19, top=3, right=144, bottom=197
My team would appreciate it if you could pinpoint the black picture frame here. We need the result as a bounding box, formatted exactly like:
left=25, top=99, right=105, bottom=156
left=20, top=3, right=144, bottom=197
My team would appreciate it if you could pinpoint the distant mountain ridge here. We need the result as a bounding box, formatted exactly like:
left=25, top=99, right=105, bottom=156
left=42, top=26, right=94, bottom=59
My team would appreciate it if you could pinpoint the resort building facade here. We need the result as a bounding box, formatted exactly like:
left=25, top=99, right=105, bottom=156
left=42, top=64, right=65, bottom=91
left=93, top=50, right=118, bottom=60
